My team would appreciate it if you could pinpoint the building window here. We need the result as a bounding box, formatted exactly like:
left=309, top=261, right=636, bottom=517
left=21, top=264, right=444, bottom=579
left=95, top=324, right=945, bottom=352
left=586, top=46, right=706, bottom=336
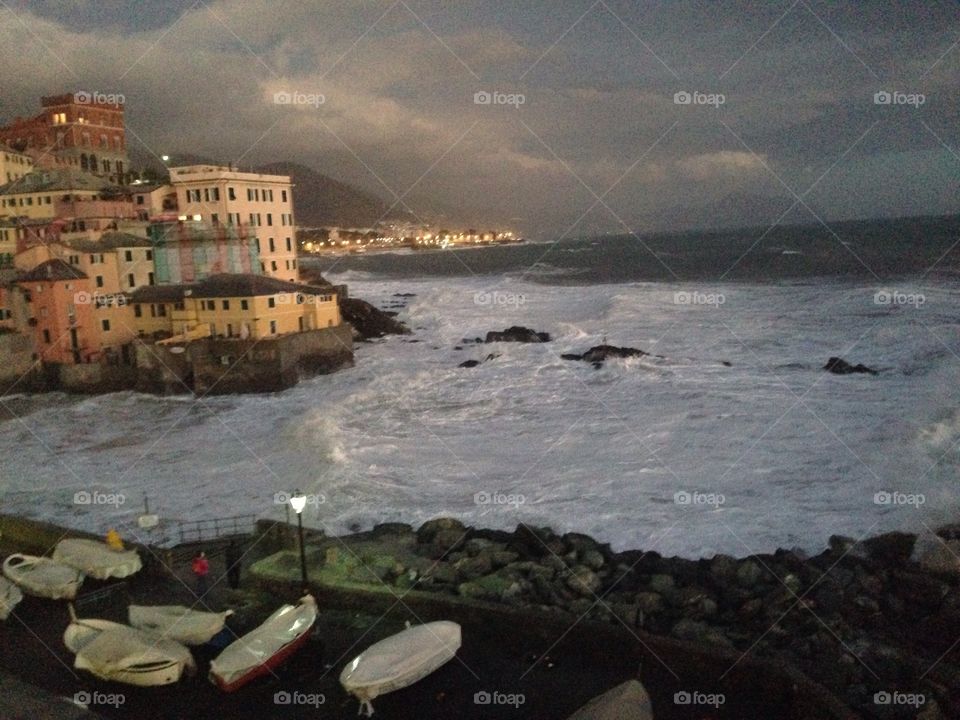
left=124, top=250, right=133, bottom=261
left=43, top=329, right=51, bottom=343
left=146, top=250, right=153, bottom=261
left=240, top=300, right=249, bottom=310
left=211, top=213, right=219, bottom=225
left=96, top=276, right=104, bottom=288
left=158, top=304, right=166, bottom=316
left=134, top=304, right=142, bottom=317
left=222, top=300, right=230, bottom=310
left=101, top=319, right=110, bottom=331
left=286, top=237, right=292, bottom=251
left=268, top=238, right=275, bottom=252
left=269, top=320, right=277, bottom=335
left=268, top=297, right=276, bottom=308
left=148, top=272, right=155, bottom=285
left=228, top=187, right=236, bottom=201
left=213, top=187, right=220, bottom=201
left=271, top=261, right=277, bottom=271
left=266, top=213, right=272, bottom=226
left=281, top=190, right=287, bottom=202
left=127, top=273, right=135, bottom=287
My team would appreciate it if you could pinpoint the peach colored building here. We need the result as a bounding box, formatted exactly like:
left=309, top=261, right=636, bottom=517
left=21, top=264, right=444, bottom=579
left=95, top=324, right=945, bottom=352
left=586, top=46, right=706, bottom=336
left=168, top=165, right=298, bottom=282
left=16, top=259, right=95, bottom=364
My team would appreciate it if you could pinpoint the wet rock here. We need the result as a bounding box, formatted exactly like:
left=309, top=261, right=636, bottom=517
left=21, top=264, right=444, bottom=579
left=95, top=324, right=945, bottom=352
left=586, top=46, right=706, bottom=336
left=823, top=356, right=878, bottom=375
left=566, top=566, right=601, bottom=597
left=916, top=539, right=960, bottom=576
left=581, top=550, right=606, bottom=570
left=423, top=562, right=457, bottom=585
left=490, top=550, right=520, bottom=568
left=512, top=523, right=562, bottom=558
left=736, top=560, right=764, bottom=588
left=417, top=518, right=468, bottom=558
left=710, top=554, right=739, bottom=582
left=340, top=297, right=410, bottom=339
left=863, top=532, right=917, bottom=566
left=453, top=554, right=493, bottom=581
left=649, top=574, right=675, bottom=594
left=458, top=359, right=481, bottom=368
left=635, top=592, right=664, bottom=615
left=671, top=619, right=733, bottom=648
left=484, top=326, right=550, bottom=343
left=458, top=572, right=516, bottom=602
left=562, top=345, right=649, bottom=364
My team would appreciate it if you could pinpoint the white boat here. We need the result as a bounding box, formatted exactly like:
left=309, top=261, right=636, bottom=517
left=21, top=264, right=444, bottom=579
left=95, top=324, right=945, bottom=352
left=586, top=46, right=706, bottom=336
left=129, top=605, right=233, bottom=645
left=0, top=575, right=23, bottom=619
left=64, top=609, right=195, bottom=687
left=340, top=620, right=462, bottom=717
left=209, top=594, right=317, bottom=692
left=566, top=679, right=654, bottom=720
left=52, top=538, right=142, bottom=580
left=2, top=554, right=84, bottom=600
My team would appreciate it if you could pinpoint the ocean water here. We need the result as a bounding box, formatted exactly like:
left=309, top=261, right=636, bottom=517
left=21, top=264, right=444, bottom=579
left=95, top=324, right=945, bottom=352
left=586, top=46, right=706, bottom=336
left=1, top=216, right=958, bottom=558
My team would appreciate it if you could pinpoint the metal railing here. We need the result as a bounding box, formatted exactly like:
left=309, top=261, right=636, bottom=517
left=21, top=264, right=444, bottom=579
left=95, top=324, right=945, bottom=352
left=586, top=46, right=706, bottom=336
left=176, top=514, right=256, bottom=545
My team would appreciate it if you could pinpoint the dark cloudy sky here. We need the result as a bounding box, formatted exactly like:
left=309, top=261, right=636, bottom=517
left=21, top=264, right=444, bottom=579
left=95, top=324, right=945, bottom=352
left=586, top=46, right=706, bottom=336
left=2, top=1, right=958, bottom=237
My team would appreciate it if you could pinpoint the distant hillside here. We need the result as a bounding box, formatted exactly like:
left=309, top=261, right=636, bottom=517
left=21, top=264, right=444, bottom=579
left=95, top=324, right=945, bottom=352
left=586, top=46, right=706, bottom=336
left=255, top=161, right=410, bottom=228
left=127, top=148, right=407, bottom=228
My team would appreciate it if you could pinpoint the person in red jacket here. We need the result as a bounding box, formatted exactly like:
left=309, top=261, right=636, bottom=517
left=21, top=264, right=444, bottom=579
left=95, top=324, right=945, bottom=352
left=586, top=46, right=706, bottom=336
left=191, top=551, right=210, bottom=596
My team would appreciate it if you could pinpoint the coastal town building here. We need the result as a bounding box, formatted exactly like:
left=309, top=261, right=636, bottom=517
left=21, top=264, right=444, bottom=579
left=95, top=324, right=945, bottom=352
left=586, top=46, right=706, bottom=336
left=0, top=93, right=128, bottom=183
left=148, top=220, right=260, bottom=284
left=0, top=168, right=119, bottom=220
left=14, top=259, right=94, bottom=364
left=130, top=274, right=339, bottom=342
left=168, top=165, right=298, bottom=281
left=0, top=148, right=33, bottom=184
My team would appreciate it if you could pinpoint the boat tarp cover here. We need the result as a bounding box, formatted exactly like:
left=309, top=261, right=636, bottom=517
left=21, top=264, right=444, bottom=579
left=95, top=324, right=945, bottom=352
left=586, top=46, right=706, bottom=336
left=210, top=596, right=316, bottom=684
left=75, top=626, right=194, bottom=677
left=3, top=555, right=83, bottom=599
left=0, top=576, right=22, bottom=620
left=340, top=621, right=461, bottom=702
left=565, top=679, right=654, bottom=720
left=53, top=539, right=142, bottom=580
left=129, top=606, right=232, bottom=645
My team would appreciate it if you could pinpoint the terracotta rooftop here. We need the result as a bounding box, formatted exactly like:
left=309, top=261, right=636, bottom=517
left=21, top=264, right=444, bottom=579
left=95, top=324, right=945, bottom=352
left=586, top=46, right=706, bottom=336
left=130, top=274, right=335, bottom=303
left=17, top=259, right=87, bottom=282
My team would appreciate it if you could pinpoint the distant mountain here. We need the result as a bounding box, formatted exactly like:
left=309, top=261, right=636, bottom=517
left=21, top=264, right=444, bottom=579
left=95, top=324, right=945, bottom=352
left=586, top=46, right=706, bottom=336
left=127, top=148, right=407, bottom=228
left=254, top=161, right=411, bottom=229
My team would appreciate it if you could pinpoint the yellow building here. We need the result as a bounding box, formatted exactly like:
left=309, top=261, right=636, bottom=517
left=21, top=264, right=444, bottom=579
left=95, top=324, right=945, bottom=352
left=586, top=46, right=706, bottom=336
left=0, top=148, right=33, bottom=184
left=130, top=274, right=340, bottom=342
left=168, top=165, right=298, bottom=282
left=0, top=168, right=113, bottom=220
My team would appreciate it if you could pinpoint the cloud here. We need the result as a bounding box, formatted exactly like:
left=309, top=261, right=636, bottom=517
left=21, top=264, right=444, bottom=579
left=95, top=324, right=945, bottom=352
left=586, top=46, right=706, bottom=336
left=676, top=151, right=768, bottom=181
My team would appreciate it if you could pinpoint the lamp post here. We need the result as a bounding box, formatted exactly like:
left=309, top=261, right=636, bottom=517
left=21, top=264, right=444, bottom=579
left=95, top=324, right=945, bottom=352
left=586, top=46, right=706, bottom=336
left=289, top=490, right=308, bottom=589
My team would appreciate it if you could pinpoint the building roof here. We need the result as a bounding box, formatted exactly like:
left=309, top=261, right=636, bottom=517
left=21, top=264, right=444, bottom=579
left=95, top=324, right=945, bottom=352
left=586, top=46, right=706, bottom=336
left=0, top=168, right=114, bottom=196
left=129, top=273, right=335, bottom=303
left=68, top=231, right=152, bottom=252
left=18, top=258, right=87, bottom=282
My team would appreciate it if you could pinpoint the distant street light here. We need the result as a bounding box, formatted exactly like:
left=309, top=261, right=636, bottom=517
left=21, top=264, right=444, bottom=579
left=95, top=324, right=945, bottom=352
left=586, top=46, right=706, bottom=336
left=290, top=490, right=308, bottom=589
left=161, top=154, right=170, bottom=162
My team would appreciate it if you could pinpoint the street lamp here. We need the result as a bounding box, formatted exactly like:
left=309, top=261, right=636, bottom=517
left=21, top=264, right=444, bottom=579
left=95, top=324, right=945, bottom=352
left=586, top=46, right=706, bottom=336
left=289, top=490, right=308, bottom=589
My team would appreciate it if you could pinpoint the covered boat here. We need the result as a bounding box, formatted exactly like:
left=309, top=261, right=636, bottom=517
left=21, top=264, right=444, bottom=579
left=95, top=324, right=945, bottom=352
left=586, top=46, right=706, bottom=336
left=129, top=605, right=233, bottom=645
left=2, top=554, right=83, bottom=599
left=64, top=609, right=195, bottom=686
left=340, top=620, right=461, bottom=717
left=566, top=679, right=654, bottom=720
left=0, top=575, right=23, bottom=620
left=52, top=538, right=142, bottom=580
left=209, top=594, right=317, bottom=692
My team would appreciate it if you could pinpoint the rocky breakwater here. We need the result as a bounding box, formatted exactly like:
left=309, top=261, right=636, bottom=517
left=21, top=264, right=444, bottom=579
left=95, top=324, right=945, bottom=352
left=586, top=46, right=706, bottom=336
left=260, top=519, right=960, bottom=720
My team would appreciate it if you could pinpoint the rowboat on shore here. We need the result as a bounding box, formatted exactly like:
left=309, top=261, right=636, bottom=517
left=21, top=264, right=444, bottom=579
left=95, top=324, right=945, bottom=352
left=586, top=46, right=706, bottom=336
left=2, top=554, right=84, bottom=600
left=566, top=679, right=654, bottom=720
left=0, top=575, right=23, bottom=619
left=129, top=605, right=233, bottom=646
left=52, top=538, right=142, bottom=580
left=340, top=620, right=461, bottom=717
left=64, top=608, right=195, bottom=686
left=209, top=594, right=317, bottom=692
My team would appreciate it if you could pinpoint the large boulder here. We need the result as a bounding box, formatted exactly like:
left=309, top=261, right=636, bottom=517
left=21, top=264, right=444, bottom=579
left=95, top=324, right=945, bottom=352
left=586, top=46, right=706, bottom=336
left=484, top=326, right=550, bottom=343
left=340, top=297, right=410, bottom=339
left=862, top=532, right=917, bottom=566
left=824, top=357, right=878, bottom=375
left=563, top=345, right=649, bottom=364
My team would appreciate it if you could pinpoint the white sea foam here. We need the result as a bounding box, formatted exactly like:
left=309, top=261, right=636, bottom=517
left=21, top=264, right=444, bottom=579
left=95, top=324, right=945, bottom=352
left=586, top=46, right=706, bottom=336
left=0, top=276, right=957, bottom=556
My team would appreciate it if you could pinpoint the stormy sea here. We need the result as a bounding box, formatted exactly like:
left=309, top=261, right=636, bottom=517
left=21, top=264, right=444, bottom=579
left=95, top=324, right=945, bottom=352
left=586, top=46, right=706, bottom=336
left=2, top=214, right=958, bottom=558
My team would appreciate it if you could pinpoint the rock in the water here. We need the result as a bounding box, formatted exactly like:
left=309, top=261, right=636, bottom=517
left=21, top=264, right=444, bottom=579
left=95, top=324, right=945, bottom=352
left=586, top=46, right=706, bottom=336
left=565, top=679, right=654, bottom=720
left=824, top=356, right=878, bottom=375
left=916, top=539, right=960, bottom=576
left=340, top=297, right=410, bottom=339
left=862, top=532, right=916, bottom=565
left=458, top=359, right=481, bottom=368
left=566, top=566, right=601, bottom=596
left=563, top=345, right=649, bottom=364
left=484, top=326, right=550, bottom=343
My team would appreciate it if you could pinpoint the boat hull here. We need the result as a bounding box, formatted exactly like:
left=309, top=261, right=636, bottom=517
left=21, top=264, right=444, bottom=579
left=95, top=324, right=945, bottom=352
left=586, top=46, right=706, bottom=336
left=210, top=624, right=312, bottom=692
